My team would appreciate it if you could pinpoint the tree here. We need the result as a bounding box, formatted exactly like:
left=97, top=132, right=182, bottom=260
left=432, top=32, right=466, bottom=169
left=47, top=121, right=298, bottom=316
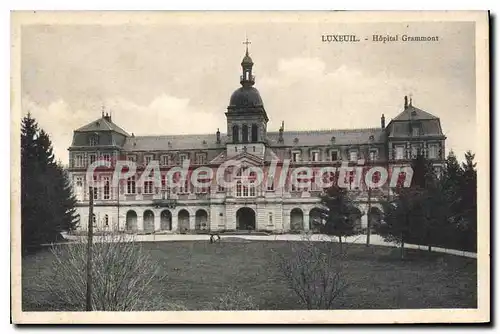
left=21, top=114, right=78, bottom=253
left=376, top=152, right=439, bottom=258
left=272, top=234, right=348, bottom=309
left=319, top=185, right=360, bottom=253
left=458, top=151, right=477, bottom=251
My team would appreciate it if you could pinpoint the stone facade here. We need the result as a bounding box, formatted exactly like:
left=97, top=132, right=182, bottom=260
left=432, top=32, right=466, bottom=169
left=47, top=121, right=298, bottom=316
left=68, top=48, right=446, bottom=234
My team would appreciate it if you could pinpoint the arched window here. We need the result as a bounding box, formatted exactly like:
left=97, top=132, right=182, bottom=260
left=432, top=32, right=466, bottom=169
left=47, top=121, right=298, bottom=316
left=251, top=124, right=258, bottom=142
left=104, top=214, right=109, bottom=226
left=232, top=124, right=239, bottom=143
left=242, top=124, right=249, bottom=143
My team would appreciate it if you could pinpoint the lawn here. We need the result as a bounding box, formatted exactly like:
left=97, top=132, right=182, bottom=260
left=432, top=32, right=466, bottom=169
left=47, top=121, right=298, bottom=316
left=22, top=240, right=477, bottom=310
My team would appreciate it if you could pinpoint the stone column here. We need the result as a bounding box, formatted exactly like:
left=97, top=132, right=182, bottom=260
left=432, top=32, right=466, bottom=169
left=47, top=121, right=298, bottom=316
left=282, top=211, right=291, bottom=232
left=171, top=213, right=179, bottom=232
left=303, top=213, right=310, bottom=232
left=189, top=214, right=196, bottom=231
left=154, top=211, right=161, bottom=231
left=137, top=213, right=144, bottom=231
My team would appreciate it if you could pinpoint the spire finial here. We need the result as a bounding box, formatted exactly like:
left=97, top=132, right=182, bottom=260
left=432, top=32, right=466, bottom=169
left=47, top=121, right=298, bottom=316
left=101, top=103, right=105, bottom=117
left=409, top=93, right=413, bottom=106
left=243, top=36, right=251, bottom=56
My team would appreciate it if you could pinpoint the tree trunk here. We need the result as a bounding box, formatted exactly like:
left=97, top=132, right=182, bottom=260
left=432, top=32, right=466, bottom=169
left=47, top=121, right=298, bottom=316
left=428, top=244, right=432, bottom=252
left=338, top=235, right=343, bottom=254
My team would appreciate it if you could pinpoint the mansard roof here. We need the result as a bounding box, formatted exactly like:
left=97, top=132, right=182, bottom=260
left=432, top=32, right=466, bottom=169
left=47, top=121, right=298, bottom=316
left=387, top=119, right=444, bottom=138
left=266, top=128, right=385, bottom=147
left=122, top=134, right=228, bottom=151
left=75, top=115, right=130, bottom=137
left=391, top=105, right=438, bottom=122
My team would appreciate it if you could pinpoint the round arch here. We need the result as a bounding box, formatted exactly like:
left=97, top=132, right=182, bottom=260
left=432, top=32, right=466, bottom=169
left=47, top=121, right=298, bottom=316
left=160, top=210, right=172, bottom=231
left=236, top=207, right=256, bottom=230
left=143, top=210, right=154, bottom=233
left=290, top=208, right=304, bottom=231
left=309, top=207, right=324, bottom=233
left=368, top=206, right=383, bottom=230
left=126, top=210, right=138, bottom=232
left=178, top=209, right=190, bottom=233
left=195, top=209, right=209, bottom=231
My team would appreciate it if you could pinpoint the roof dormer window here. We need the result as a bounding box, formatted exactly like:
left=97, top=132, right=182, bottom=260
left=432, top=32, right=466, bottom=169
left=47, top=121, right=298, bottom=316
left=89, top=135, right=98, bottom=146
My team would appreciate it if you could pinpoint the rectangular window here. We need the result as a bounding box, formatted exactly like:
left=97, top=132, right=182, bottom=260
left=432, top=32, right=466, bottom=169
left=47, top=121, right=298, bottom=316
left=369, top=149, right=378, bottom=161
left=291, top=151, right=300, bottom=162
left=74, top=154, right=83, bottom=167
left=88, top=153, right=97, bottom=165
left=143, top=180, right=154, bottom=194
left=144, top=155, right=153, bottom=165
left=196, top=153, right=207, bottom=165
left=412, top=126, right=420, bottom=137
left=92, top=176, right=99, bottom=200
left=102, top=153, right=111, bottom=162
left=89, top=136, right=97, bottom=146
left=429, top=145, right=438, bottom=159
left=127, top=176, right=136, bottom=194
left=267, top=174, right=274, bottom=191
left=411, top=145, right=419, bottom=159
left=127, top=155, right=136, bottom=162
left=268, top=212, right=273, bottom=225
left=249, top=184, right=256, bottom=197
left=395, top=146, right=404, bottom=160
left=102, top=176, right=110, bottom=200
left=161, top=155, right=171, bottom=166
left=330, top=151, right=338, bottom=161
left=349, top=151, right=358, bottom=162
left=179, top=154, right=189, bottom=165
left=179, top=177, right=189, bottom=193
left=311, top=151, right=320, bottom=162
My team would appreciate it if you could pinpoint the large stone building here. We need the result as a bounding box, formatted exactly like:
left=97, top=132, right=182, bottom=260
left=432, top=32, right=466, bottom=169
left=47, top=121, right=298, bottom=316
left=68, top=46, right=446, bottom=234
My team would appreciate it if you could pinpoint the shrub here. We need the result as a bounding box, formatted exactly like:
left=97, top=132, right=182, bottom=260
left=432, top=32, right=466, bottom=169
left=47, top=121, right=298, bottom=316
left=40, top=233, right=175, bottom=311
left=272, top=235, right=348, bottom=309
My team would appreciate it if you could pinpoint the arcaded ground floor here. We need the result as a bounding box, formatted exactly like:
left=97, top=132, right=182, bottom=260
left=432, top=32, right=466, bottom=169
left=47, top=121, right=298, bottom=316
left=22, top=240, right=477, bottom=311
left=75, top=201, right=384, bottom=234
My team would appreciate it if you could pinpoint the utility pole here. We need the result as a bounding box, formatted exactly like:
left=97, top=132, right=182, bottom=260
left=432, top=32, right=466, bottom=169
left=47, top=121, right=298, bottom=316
left=366, top=187, right=372, bottom=246
left=117, top=181, right=120, bottom=232
left=86, top=186, right=94, bottom=311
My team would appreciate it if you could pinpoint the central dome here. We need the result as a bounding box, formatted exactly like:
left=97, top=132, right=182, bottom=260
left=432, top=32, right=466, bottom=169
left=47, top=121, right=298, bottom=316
left=229, top=86, right=264, bottom=109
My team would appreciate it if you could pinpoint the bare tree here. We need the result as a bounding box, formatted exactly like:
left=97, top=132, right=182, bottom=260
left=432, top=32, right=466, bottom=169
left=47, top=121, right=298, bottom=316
left=273, top=234, right=348, bottom=309
left=41, top=233, right=182, bottom=311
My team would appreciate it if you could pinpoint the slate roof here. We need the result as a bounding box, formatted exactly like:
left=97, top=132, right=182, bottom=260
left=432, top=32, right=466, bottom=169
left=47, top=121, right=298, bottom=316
left=266, top=128, right=385, bottom=147
left=388, top=119, right=444, bottom=138
left=75, top=116, right=130, bottom=137
left=391, top=105, right=438, bottom=122
left=122, top=134, right=227, bottom=151
left=122, top=127, right=385, bottom=152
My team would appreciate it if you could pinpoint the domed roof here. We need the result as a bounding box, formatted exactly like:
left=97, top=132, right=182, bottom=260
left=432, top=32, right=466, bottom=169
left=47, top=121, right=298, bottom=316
left=229, top=86, right=264, bottom=108
left=241, top=53, right=253, bottom=65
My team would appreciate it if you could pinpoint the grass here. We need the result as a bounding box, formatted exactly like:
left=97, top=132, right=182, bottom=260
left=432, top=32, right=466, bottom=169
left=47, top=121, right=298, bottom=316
left=22, top=240, right=477, bottom=310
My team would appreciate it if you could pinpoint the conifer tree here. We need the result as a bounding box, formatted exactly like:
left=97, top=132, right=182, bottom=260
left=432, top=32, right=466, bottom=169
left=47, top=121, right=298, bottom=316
left=21, top=114, right=78, bottom=253
left=319, top=185, right=360, bottom=253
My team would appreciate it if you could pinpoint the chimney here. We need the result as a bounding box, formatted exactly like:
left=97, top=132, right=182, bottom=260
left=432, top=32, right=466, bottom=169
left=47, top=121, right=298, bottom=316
left=216, top=128, right=221, bottom=144
left=404, top=96, right=408, bottom=109
left=381, top=114, right=385, bottom=129
left=278, top=121, right=284, bottom=143
left=103, top=112, right=112, bottom=123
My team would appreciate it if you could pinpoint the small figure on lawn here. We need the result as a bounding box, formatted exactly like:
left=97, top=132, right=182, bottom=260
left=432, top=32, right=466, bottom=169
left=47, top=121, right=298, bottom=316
left=209, top=232, right=221, bottom=244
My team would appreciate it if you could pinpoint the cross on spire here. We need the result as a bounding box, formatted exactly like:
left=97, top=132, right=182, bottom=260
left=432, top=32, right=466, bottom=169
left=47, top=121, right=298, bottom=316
left=243, top=36, right=251, bottom=55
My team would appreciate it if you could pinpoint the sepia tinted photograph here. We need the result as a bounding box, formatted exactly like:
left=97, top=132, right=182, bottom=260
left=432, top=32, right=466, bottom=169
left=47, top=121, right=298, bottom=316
left=11, top=11, right=489, bottom=324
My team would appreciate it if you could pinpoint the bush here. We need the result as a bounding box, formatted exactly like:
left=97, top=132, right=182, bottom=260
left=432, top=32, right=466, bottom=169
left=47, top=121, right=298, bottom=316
left=40, top=233, right=176, bottom=311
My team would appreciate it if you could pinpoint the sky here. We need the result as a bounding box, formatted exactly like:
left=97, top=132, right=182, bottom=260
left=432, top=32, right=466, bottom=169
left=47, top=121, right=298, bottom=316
left=20, top=15, right=476, bottom=164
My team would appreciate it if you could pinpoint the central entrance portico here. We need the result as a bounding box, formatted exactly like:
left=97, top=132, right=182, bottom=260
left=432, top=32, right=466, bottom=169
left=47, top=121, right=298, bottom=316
left=236, top=207, right=256, bottom=230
